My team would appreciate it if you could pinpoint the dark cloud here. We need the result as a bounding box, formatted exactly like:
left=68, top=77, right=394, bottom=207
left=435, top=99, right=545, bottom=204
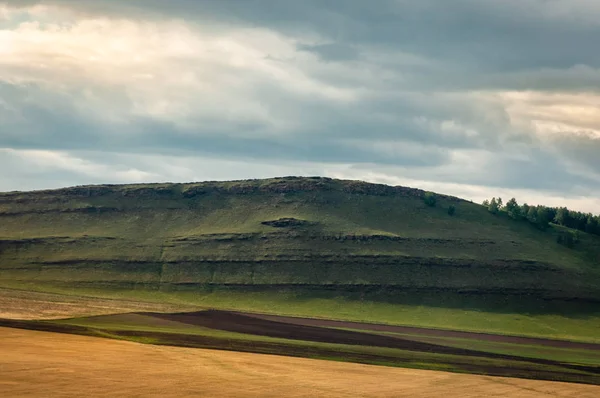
left=0, top=82, right=451, bottom=168
left=472, top=153, right=597, bottom=193
left=2, top=79, right=595, bottom=195
left=549, top=133, right=600, bottom=174
left=296, top=43, right=359, bottom=62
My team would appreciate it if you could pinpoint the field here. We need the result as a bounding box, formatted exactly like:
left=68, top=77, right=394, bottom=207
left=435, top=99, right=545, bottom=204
left=2, top=327, right=599, bottom=398
left=2, top=283, right=600, bottom=395
left=3, top=305, right=600, bottom=385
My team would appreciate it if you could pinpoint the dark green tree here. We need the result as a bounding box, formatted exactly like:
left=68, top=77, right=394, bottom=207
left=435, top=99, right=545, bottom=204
left=504, top=198, right=521, bottom=219
left=479, top=196, right=600, bottom=237
left=592, top=216, right=600, bottom=235
left=535, top=206, right=551, bottom=230
left=527, top=206, right=537, bottom=223
left=488, top=197, right=500, bottom=214
left=423, top=192, right=437, bottom=207
left=521, top=203, right=530, bottom=218
left=447, top=205, right=456, bottom=216
left=585, top=216, right=597, bottom=234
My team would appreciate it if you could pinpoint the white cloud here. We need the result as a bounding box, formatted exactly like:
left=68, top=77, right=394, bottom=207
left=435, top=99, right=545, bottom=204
left=0, top=148, right=157, bottom=182
left=0, top=7, right=359, bottom=136
left=499, top=91, right=600, bottom=138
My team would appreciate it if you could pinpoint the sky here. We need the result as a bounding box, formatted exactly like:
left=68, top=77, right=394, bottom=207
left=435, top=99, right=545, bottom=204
left=1, top=1, right=600, bottom=213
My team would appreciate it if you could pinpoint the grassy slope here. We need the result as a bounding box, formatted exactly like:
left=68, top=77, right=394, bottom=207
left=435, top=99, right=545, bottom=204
left=1, top=177, right=599, bottom=340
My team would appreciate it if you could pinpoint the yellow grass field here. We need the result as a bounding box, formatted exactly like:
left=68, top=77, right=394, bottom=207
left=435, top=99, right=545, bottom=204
left=1, top=327, right=598, bottom=398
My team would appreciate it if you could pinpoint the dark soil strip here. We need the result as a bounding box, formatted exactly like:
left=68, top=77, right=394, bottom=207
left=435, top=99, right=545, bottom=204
left=151, top=310, right=491, bottom=356
left=240, top=312, right=600, bottom=350
left=0, top=318, right=92, bottom=335
left=148, top=310, right=600, bottom=375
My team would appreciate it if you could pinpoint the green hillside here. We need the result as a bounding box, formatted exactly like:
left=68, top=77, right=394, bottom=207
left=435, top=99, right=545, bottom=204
left=1, top=177, right=599, bottom=339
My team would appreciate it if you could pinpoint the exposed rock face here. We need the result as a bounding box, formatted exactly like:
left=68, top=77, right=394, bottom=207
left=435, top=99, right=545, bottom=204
left=0, top=177, right=462, bottom=202
left=261, top=218, right=315, bottom=228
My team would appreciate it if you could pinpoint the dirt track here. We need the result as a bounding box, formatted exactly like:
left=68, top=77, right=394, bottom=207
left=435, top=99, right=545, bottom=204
left=3, top=327, right=600, bottom=398
left=153, top=310, right=600, bottom=355
left=152, top=310, right=499, bottom=356
left=243, top=312, right=600, bottom=351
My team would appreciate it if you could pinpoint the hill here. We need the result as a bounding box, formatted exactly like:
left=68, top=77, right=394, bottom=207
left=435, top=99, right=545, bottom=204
left=1, top=177, right=599, bottom=339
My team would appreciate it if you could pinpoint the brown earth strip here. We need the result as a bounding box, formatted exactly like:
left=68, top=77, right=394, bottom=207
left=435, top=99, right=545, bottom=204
left=148, top=310, right=600, bottom=375
left=0, top=318, right=97, bottom=335
left=151, top=310, right=500, bottom=355
left=152, top=310, right=600, bottom=359
left=243, top=311, right=600, bottom=350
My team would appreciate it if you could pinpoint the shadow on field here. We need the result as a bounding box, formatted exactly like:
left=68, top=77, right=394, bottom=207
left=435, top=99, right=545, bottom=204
left=54, top=281, right=600, bottom=317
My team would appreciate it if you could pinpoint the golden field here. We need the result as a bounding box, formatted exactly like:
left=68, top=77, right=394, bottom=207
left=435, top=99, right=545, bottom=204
left=2, top=327, right=598, bottom=398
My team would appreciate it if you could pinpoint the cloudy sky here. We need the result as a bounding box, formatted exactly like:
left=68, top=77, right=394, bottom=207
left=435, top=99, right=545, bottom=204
left=1, top=1, right=600, bottom=212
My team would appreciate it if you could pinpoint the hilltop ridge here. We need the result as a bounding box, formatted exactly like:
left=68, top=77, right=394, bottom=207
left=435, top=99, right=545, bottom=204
left=0, top=176, right=461, bottom=200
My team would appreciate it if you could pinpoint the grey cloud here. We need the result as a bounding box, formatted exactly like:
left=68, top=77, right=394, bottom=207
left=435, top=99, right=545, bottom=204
left=2, top=79, right=593, bottom=195
left=475, top=153, right=598, bottom=193
left=0, top=82, right=451, bottom=168
left=549, top=134, right=600, bottom=175
left=297, top=43, right=359, bottom=62
left=0, top=149, right=323, bottom=192
left=394, top=148, right=598, bottom=194
left=0, top=149, right=103, bottom=192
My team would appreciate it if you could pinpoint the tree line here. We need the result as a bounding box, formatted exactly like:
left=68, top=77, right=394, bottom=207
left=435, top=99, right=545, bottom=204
left=482, top=197, right=600, bottom=237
